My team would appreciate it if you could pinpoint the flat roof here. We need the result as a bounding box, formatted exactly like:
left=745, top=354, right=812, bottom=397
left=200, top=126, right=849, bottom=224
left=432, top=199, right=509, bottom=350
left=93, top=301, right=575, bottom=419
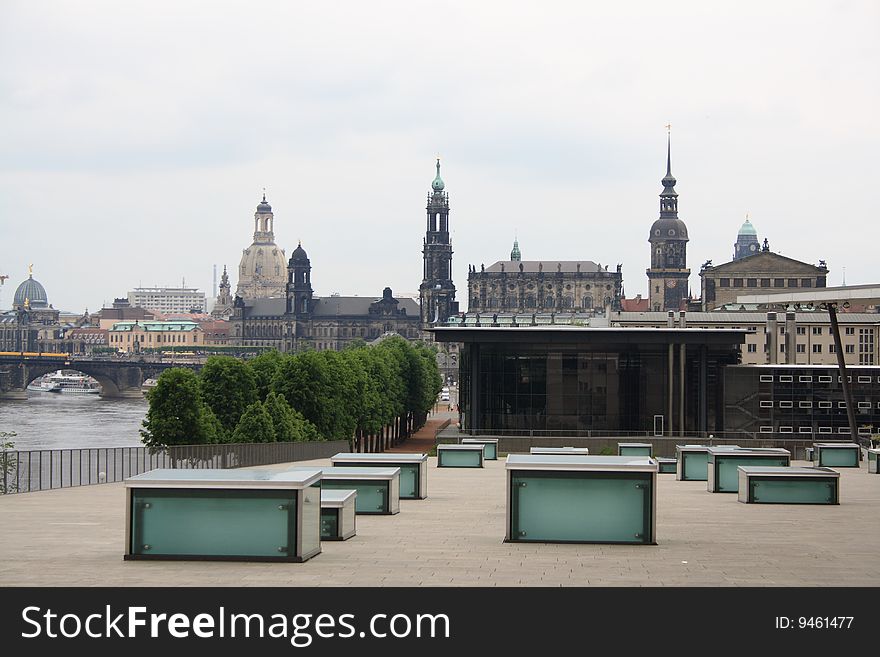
left=736, top=284, right=880, bottom=306
left=3, top=456, right=880, bottom=586
left=430, top=326, right=748, bottom=346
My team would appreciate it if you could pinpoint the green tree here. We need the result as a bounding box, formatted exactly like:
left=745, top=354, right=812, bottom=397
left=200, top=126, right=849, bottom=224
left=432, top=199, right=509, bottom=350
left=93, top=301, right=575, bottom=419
left=199, top=356, right=258, bottom=433
left=141, top=368, right=223, bottom=448
left=1, top=431, right=17, bottom=494
left=272, top=350, right=356, bottom=440
left=248, top=350, right=283, bottom=400
left=264, top=391, right=297, bottom=442
left=231, top=400, right=276, bottom=443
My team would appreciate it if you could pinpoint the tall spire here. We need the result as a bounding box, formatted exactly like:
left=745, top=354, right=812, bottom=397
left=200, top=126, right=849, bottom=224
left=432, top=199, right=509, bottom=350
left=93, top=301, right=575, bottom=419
left=660, top=125, right=678, bottom=215
left=510, top=236, right=521, bottom=261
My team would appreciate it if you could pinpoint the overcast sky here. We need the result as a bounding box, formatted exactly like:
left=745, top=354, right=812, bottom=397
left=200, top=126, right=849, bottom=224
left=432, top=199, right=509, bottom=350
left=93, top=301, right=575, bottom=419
left=1, top=1, right=877, bottom=314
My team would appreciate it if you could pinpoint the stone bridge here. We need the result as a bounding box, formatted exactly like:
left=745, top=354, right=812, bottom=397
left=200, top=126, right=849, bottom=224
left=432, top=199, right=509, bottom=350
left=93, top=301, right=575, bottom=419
left=0, top=355, right=202, bottom=400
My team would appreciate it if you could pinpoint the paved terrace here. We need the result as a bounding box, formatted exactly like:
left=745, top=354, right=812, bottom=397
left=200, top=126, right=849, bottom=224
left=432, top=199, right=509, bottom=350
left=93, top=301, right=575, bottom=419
left=1, top=456, right=878, bottom=586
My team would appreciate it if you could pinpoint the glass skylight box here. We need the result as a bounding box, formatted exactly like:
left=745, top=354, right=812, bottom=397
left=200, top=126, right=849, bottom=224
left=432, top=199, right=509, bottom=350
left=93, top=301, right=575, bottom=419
left=737, top=466, right=840, bottom=505
left=707, top=447, right=791, bottom=493
left=330, top=453, right=427, bottom=499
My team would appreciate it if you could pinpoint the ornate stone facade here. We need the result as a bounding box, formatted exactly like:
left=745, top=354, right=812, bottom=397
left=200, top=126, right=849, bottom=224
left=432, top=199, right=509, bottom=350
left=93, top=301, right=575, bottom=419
left=467, top=259, right=623, bottom=313
left=700, top=251, right=829, bottom=311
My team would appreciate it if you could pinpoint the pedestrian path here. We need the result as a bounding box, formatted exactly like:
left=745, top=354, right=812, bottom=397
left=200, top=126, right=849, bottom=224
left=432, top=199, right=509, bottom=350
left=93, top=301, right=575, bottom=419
left=388, top=411, right=455, bottom=453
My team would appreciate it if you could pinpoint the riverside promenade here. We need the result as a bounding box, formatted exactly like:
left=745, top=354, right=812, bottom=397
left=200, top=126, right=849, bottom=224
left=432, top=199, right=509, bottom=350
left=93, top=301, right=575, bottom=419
left=1, top=444, right=878, bottom=586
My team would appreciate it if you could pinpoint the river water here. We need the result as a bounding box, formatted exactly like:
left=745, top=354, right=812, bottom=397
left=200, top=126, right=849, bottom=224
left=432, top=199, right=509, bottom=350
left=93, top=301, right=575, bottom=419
left=0, top=391, right=147, bottom=450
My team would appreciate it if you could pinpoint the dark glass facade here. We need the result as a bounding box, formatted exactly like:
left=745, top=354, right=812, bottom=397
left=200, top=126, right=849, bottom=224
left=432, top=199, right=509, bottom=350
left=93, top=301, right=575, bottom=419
left=724, top=365, right=880, bottom=438
left=444, top=328, right=744, bottom=436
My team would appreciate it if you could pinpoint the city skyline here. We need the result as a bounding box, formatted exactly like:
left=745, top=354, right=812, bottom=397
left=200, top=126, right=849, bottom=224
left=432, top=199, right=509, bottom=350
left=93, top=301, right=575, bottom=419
left=1, top=1, right=878, bottom=313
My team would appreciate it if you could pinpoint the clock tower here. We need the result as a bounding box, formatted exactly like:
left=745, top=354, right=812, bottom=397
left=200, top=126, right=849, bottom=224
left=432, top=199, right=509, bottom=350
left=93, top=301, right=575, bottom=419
left=647, top=130, right=690, bottom=311
left=733, top=216, right=760, bottom=260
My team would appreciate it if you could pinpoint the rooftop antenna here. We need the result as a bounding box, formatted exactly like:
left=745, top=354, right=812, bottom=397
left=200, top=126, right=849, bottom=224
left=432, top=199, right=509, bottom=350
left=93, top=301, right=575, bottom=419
left=842, top=267, right=846, bottom=286
left=213, top=264, right=217, bottom=298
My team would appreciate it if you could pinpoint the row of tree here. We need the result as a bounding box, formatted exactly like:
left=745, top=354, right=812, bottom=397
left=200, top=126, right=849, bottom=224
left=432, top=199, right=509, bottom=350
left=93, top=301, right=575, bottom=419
left=140, top=336, right=443, bottom=451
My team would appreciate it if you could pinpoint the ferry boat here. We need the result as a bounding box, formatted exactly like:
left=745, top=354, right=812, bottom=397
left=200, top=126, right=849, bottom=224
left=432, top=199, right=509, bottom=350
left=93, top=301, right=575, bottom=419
left=27, top=370, right=101, bottom=394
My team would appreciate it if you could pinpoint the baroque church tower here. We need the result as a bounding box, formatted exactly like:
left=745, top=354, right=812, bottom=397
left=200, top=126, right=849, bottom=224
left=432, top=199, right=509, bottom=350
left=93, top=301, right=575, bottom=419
left=647, top=131, right=690, bottom=311
left=419, top=159, right=457, bottom=327
left=235, top=193, right=288, bottom=299
left=211, top=265, right=234, bottom=319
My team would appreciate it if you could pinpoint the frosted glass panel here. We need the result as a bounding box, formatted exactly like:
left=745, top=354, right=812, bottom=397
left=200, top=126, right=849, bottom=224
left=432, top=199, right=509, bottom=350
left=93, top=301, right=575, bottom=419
left=131, top=490, right=293, bottom=557
left=322, top=480, right=387, bottom=513
left=717, top=457, right=789, bottom=492
left=750, top=478, right=836, bottom=504
left=397, top=464, right=418, bottom=498
left=683, top=452, right=709, bottom=481
left=320, top=508, right=339, bottom=539
left=619, top=446, right=652, bottom=456
left=817, top=448, right=859, bottom=467
left=439, top=450, right=482, bottom=467
left=512, top=475, right=650, bottom=543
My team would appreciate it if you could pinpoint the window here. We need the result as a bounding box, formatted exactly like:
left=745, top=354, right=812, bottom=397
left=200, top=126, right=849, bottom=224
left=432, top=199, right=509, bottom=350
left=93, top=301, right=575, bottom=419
left=747, top=344, right=757, bottom=353
left=799, top=375, right=813, bottom=382
left=858, top=376, right=871, bottom=383
left=829, top=344, right=836, bottom=353
left=799, top=427, right=813, bottom=433
left=858, top=402, right=871, bottom=409
left=760, top=400, right=773, bottom=408
left=760, top=426, right=774, bottom=433
left=838, top=427, right=850, bottom=434
left=838, top=376, right=852, bottom=383
left=733, top=278, right=743, bottom=287
left=811, top=327, right=821, bottom=335
left=812, top=344, right=822, bottom=354
left=838, top=401, right=848, bottom=408
left=818, top=427, right=833, bottom=434
left=774, top=278, right=785, bottom=288
left=796, top=326, right=806, bottom=335
left=799, top=401, right=813, bottom=408
left=780, top=426, right=793, bottom=433
left=718, top=278, right=729, bottom=288
left=788, top=279, right=799, bottom=287
left=796, top=344, right=806, bottom=353
left=845, top=344, right=855, bottom=354
left=760, top=278, right=770, bottom=287
left=818, top=401, right=832, bottom=408
left=779, top=401, right=793, bottom=408
left=759, top=375, right=773, bottom=382
left=801, top=279, right=812, bottom=288
left=845, top=327, right=855, bottom=336
left=747, top=278, right=757, bottom=287
left=779, top=375, right=793, bottom=382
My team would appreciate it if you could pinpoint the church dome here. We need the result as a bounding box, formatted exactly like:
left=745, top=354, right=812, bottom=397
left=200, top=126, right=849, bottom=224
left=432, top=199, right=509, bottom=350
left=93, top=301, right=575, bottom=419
left=738, top=219, right=757, bottom=237
left=13, top=274, right=49, bottom=309
left=290, top=243, right=309, bottom=263
left=649, top=217, right=689, bottom=241
left=256, top=192, right=272, bottom=213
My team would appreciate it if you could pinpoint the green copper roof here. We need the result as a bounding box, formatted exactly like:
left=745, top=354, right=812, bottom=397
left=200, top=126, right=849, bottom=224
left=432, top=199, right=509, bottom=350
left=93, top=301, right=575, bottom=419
left=510, top=239, right=521, bottom=261
left=431, top=158, right=445, bottom=191
left=738, top=219, right=758, bottom=236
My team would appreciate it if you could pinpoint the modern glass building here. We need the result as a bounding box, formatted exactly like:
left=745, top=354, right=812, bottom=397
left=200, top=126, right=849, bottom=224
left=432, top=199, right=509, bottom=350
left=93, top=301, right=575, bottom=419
left=431, top=327, right=745, bottom=436
left=724, top=365, right=880, bottom=438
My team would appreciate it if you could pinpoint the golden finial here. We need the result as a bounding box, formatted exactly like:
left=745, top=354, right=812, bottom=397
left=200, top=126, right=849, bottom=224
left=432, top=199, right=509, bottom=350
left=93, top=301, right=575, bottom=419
left=665, top=123, right=671, bottom=134
left=746, top=212, right=750, bottom=221
left=28, top=263, right=33, bottom=276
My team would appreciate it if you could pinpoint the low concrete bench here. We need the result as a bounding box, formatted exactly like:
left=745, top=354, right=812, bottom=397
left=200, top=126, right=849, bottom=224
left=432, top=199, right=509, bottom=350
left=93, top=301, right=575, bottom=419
left=461, top=438, right=499, bottom=460
left=707, top=447, right=791, bottom=493
left=675, top=445, right=740, bottom=481
left=869, top=448, right=880, bottom=474
left=656, top=457, right=677, bottom=474
left=618, top=442, right=652, bottom=457
left=124, top=468, right=323, bottom=562
left=505, top=455, right=658, bottom=545
left=291, top=466, right=400, bottom=515
left=437, top=443, right=485, bottom=468
left=320, top=489, right=357, bottom=540
left=813, top=443, right=861, bottom=468
left=737, top=466, right=840, bottom=505
left=530, top=447, right=590, bottom=456
left=330, top=453, right=427, bottom=499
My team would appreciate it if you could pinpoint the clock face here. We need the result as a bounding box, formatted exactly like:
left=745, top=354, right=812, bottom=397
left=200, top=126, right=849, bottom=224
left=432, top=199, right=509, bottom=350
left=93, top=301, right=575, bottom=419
left=750, top=244, right=757, bottom=251
left=666, top=280, right=677, bottom=288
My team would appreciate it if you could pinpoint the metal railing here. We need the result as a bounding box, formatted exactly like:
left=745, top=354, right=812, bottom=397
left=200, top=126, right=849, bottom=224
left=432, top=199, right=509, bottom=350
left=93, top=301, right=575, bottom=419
left=0, top=440, right=348, bottom=495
